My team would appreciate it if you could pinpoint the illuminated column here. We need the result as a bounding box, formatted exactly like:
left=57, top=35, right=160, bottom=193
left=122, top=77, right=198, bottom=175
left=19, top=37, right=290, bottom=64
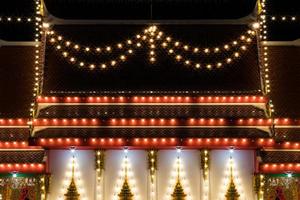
left=200, top=150, right=210, bottom=200
left=254, top=174, right=265, bottom=200
left=147, top=150, right=158, bottom=200
left=95, top=150, right=105, bottom=200
left=38, top=173, right=51, bottom=200
left=113, top=149, right=140, bottom=200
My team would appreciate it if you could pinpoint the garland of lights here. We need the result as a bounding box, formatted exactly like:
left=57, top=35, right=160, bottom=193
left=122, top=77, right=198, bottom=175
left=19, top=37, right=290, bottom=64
left=200, top=150, right=210, bottom=200
left=46, top=24, right=259, bottom=70
left=0, top=17, right=33, bottom=22
left=46, top=30, right=144, bottom=69
left=270, top=16, right=297, bottom=21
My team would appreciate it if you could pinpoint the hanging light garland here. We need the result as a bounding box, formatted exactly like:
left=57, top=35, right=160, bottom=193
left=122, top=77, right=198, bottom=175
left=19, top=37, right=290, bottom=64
left=30, top=0, right=43, bottom=117
left=157, top=27, right=257, bottom=69
left=46, top=29, right=146, bottom=55
left=46, top=24, right=258, bottom=70
left=0, top=17, right=33, bottom=22
left=46, top=30, right=146, bottom=70
left=270, top=16, right=297, bottom=21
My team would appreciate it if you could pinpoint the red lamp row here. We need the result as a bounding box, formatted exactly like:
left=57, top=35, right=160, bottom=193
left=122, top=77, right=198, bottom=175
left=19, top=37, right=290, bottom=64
left=0, top=118, right=299, bottom=127
left=260, top=163, right=300, bottom=173
left=0, top=119, right=28, bottom=126
left=35, top=138, right=300, bottom=150
left=31, top=118, right=300, bottom=126
left=37, top=95, right=267, bottom=104
left=0, top=163, right=45, bottom=173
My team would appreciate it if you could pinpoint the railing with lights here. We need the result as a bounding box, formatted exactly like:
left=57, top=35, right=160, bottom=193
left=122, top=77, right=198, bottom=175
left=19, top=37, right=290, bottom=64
left=34, top=137, right=300, bottom=150
left=37, top=95, right=267, bottom=104
left=30, top=118, right=300, bottom=127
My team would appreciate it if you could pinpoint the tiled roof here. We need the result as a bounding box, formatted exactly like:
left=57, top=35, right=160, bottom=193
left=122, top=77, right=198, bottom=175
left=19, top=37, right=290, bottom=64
left=43, top=25, right=261, bottom=94
left=38, top=105, right=266, bottom=118
left=0, top=47, right=35, bottom=118
left=269, top=46, right=300, bottom=118
left=0, top=150, right=44, bottom=163
left=260, top=151, right=300, bottom=163
left=44, top=0, right=256, bottom=19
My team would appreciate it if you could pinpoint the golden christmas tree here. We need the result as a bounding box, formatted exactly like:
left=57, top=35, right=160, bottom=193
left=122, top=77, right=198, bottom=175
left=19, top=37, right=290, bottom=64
left=171, top=179, right=187, bottom=200
left=64, top=156, right=80, bottom=200
left=118, top=156, right=134, bottom=200
left=225, top=156, right=240, bottom=200
left=118, top=177, right=134, bottom=200
left=171, top=156, right=186, bottom=200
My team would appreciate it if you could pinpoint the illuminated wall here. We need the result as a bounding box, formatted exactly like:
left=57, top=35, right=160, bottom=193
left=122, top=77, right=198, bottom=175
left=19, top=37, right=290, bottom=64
left=210, top=150, right=255, bottom=200
left=47, top=149, right=255, bottom=200
left=48, top=150, right=96, bottom=200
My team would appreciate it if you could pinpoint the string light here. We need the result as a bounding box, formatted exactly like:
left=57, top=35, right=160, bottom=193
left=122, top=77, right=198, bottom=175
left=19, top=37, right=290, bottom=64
left=160, top=29, right=256, bottom=69
left=47, top=24, right=256, bottom=70
left=270, top=16, right=297, bottom=21
left=160, top=28, right=255, bottom=56
left=30, top=0, right=43, bottom=117
left=47, top=29, right=145, bottom=55
left=0, top=17, right=33, bottom=23
left=112, top=150, right=140, bottom=200
left=259, top=0, right=271, bottom=95
left=47, top=31, right=143, bottom=70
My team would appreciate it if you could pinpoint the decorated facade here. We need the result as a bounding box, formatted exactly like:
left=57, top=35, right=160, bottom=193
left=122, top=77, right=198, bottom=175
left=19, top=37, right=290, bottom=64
left=0, top=0, right=300, bottom=199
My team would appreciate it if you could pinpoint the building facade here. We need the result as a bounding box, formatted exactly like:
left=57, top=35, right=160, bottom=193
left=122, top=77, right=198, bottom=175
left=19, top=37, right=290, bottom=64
left=0, top=0, right=299, bottom=199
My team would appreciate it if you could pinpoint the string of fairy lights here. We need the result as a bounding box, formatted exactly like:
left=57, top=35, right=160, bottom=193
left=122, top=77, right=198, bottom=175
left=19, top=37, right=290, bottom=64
left=30, top=0, right=43, bottom=118
left=0, top=17, right=33, bottom=22
left=259, top=0, right=275, bottom=117
left=44, top=24, right=258, bottom=70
